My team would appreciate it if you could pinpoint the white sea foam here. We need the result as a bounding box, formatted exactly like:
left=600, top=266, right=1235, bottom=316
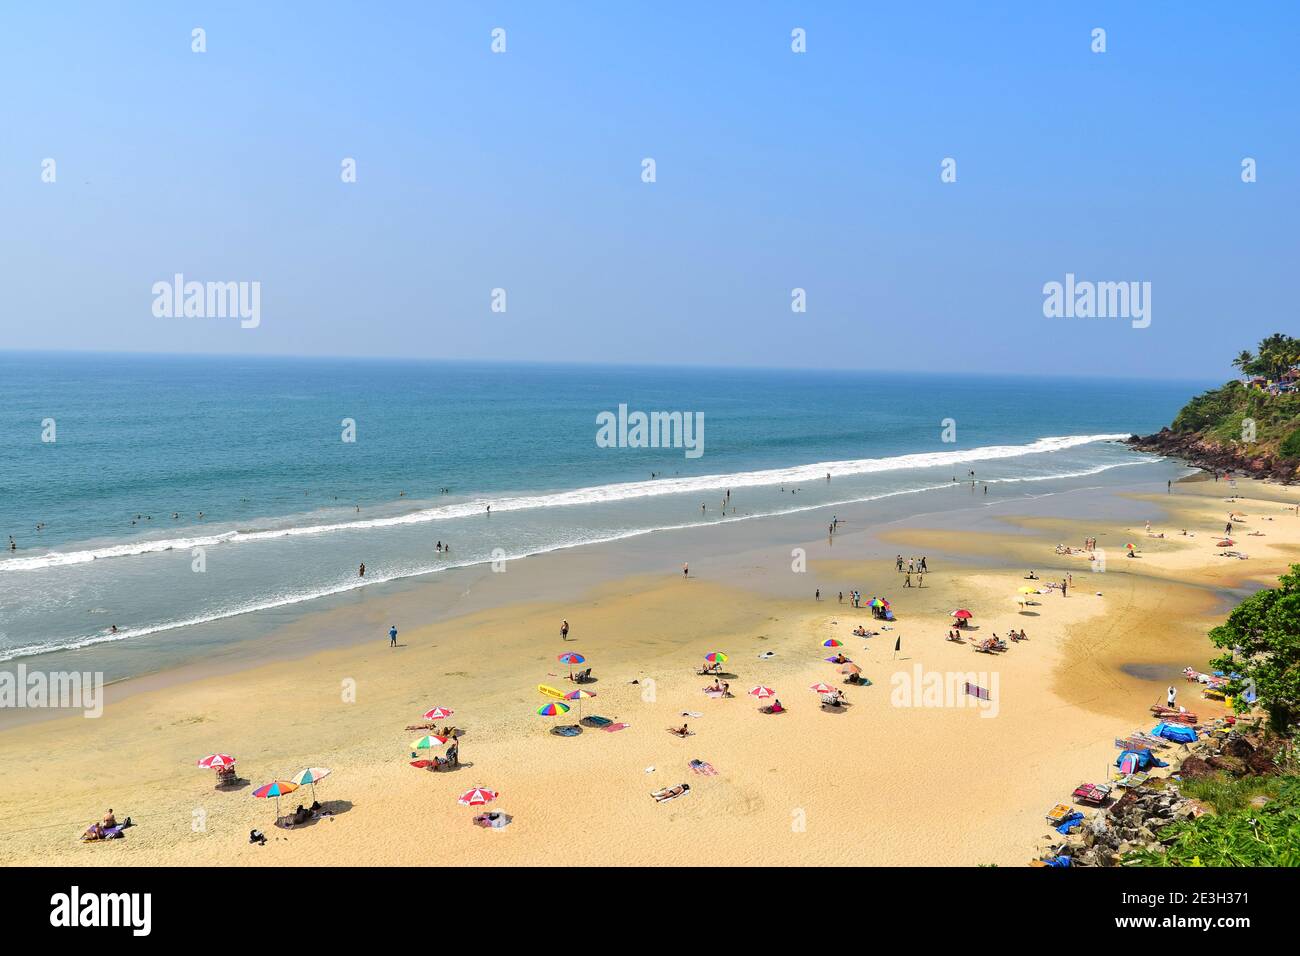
left=0, top=434, right=1129, bottom=573
left=0, top=449, right=1157, bottom=662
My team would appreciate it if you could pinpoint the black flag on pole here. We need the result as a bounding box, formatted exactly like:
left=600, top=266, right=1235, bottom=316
left=893, top=636, right=901, bottom=659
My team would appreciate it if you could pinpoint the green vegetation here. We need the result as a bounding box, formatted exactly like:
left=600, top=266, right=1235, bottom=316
left=1124, top=776, right=1300, bottom=867
left=1168, top=333, right=1300, bottom=461
left=1177, top=774, right=1287, bottom=815
left=1209, top=564, right=1300, bottom=733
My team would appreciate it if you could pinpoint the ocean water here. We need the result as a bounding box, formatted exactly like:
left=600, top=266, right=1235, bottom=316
left=0, top=352, right=1209, bottom=667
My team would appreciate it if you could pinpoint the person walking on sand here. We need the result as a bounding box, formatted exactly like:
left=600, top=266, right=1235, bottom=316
left=389, top=625, right=397, bottom=647
left=561, top=619, right=569, bottom=641
left=683, top=563, right=689, bottom=578
left=904, top=571, right=912, bottom=588
left=815, top=588, right=821, bottom=601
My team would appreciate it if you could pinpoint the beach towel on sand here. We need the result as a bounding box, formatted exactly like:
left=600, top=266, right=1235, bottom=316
left=581, top=715, right=613, bottom=727
left=551, top=725, right=582, bottom=737
left=603, top=722, right=629, bottom=732
left=651, top=784, right=691, bottom=803
left=688, top=759, right=717, bottom=776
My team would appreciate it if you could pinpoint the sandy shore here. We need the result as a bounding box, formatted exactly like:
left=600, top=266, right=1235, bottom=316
left=2, top=473, right=1297, bottom=866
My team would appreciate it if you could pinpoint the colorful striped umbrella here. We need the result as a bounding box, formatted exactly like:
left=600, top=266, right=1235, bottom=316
left=564, top=688, right=596, bottom=720
left=412, top=734, right=449, bottom=750
left=558, top=651, right=586, bottom=679
left=458, top=787, right=497, bottom=807
left=823, top=639, right=843, bottom=648
left=748, top=686, right=775, bottom=699
left=196, top=754, right=235, bottom=770
left=870, top=598, right=889, bottom=608
left=422, top=706, right=455, bottom=722
left=704, top=651, right=728, bottom=664
left=290, top=767, right=331, bottom=802
left=537, top=701, right=570, bottom=717
left=252, top=780, right=299, bottom=822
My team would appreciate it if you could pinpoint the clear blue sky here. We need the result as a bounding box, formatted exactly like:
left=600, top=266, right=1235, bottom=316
left=2, top=2, right=1295, bottom=379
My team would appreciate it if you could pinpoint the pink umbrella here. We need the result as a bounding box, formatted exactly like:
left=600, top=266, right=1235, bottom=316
left=809, top=682, right=835, bottom=694
left=748, top=686, right=775, bottom=699
left=422, top=707, right=455, bottom=721
left=458, top=787, right=498, bottom=807
left=196, top=754, right=235, bottom=770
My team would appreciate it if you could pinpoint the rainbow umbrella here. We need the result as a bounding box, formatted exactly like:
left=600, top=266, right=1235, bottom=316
left=563, top=688, right=596, bottom=719
left=196, top=753, right=235, bottom=770
left=253, top=780, right=299, bottom=823
left=458, top=787, right=497, bottom=807
left=422, top=706, right=454, bottom=722
left=704, top=651, right=728, bottom=664
left=748, top=686, right=775, bottom=699
left=870, top=598, right=889, bottom=608
left=823, top=639, right=843, bottom=648
left=558, top=652, right=586, bottom=679
left=289, top=767, right=331, bottom=803
left=537, top=701, right=570, bottom=717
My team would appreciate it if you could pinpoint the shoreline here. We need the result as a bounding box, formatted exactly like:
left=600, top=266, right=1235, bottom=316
left=1, top=469, right=1297, bottom=866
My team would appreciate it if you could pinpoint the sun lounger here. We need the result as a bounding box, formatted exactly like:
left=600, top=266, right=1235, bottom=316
left=551, top=724, right=582, bottom=737
left=1045, top=803, right=1074, bottom=824
left=1071, top=783, right=1111, bottom=806
left=581, top=715, right=613, bottom=728
left=1115, top=772, right=1149, bottom=789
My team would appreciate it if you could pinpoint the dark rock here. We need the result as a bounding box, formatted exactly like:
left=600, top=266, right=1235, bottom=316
left=1205, top=755, right=1248, bottom=777
left=1177, top=756, right=1217, bottom=780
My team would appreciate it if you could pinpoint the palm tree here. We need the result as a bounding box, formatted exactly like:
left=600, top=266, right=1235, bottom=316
left=1232, top=350, right=1255, bottom=376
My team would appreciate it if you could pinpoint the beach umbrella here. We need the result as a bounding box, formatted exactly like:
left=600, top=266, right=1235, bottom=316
left=558, top=651, right=586, bottom=679
left=290, top=767, right=331, bottom=803
left=870, top=598, right=890, bottom=609
left=196, top=754, right=235, bottom=770
left=1126, top=543, right=1136, bottom=551
left=563, top=688, right=595, bottom=719
left=422, top=706, right=454, bottom=722
left=823, top=639, right=843, bottom=648
left=809, top=682, right=835, bottom=694
left=839, top=662, right=861, bottom=675
left=537, top=701, right=570, bottom=717
left=412, top=734, right=449, bottom=751
left=951, top=609, right=972, bottom=620
left=704, top=651, right=728, bottom=664
left=748, top=686, right=775, bottom=699
left=458, top=787, right=497, bottom=807
left=253, top=780, right=299, bottom=823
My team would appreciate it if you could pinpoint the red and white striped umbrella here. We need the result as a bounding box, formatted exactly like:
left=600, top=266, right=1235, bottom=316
left=809, top=682, right=835, bottom=694
left=196, top=754, right=235, bottom=770
left=458, top=787, right=497, bottom=807
left=748, top=686, right=775, bottom=699
left=423, top=707, right=455, bottom=721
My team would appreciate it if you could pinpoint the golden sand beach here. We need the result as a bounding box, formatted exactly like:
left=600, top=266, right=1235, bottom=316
left=2, top=476, right=1297, bottom=866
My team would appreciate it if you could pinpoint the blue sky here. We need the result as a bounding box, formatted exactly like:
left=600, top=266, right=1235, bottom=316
left=2, top=2, right=1295, bottom=378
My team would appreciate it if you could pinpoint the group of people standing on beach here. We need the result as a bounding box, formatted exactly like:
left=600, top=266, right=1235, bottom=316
left=896, top=554, right=928, bottom=588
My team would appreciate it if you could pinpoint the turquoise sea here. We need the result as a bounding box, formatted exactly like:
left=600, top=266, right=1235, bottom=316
left=0, top=351, right=1211, bottom=668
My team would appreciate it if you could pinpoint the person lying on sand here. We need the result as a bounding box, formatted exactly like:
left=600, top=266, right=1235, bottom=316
left=668, top=723, right=691, bottom=737
left=652, top=783, right=690, bottom=802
